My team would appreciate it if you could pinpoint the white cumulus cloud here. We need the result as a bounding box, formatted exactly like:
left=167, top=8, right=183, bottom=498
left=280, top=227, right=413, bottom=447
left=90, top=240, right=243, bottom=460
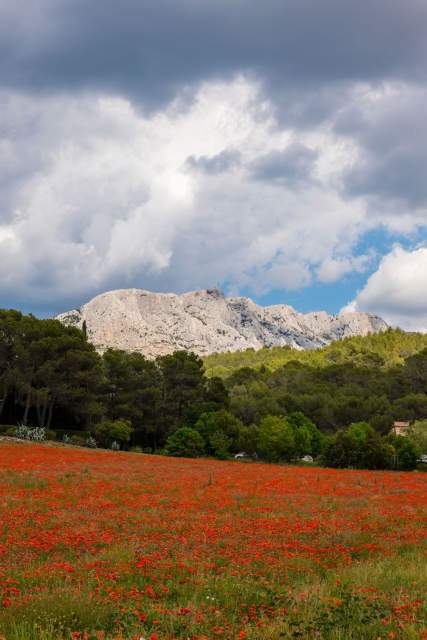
left=0, top=78, right=426, bottom=317
left=0, top=78, right=375, bottom=312
left=344, top=246, right=427, bottom=331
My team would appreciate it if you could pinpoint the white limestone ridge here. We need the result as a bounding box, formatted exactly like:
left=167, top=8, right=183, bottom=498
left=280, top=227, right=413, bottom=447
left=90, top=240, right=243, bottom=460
left=56, top=288, right=388, bottom=357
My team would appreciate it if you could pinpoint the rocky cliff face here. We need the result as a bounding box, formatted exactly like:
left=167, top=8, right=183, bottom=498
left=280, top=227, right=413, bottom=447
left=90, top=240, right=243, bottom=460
left=57, top=288, right=388, bottom=357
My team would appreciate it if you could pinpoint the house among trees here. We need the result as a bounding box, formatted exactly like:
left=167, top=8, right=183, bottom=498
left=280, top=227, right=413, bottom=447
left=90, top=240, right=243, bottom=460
left=392, top=421, right=410, bottom=436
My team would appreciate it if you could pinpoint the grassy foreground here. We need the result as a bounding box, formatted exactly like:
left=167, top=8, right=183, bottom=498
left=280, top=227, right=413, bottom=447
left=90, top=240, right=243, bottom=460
left=1, top=443, right=427, bottom=639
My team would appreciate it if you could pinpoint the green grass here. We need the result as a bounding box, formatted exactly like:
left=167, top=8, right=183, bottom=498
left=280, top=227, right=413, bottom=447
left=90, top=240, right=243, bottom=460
left=5, top=550, right=426, bottom=639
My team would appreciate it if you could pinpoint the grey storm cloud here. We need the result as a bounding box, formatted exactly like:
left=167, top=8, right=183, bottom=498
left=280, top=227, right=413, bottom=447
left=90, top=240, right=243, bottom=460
left=1, top=0, right=427, bottom=317
left=186, top=150, right=241, bottom=175
left=335, top=88, right=427, bottom=210
left=249, top=144, right=318, bottom=187
left=1, top=0, right=427, bottom=113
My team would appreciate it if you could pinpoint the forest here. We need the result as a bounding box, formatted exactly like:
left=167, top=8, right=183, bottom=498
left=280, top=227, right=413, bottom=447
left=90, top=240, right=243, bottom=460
left=1, top=309, right=426, bottom=469
left=204, top=328, right=427, bottom=376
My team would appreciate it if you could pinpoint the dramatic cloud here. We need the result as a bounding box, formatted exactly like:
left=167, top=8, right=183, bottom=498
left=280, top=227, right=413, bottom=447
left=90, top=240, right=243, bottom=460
left=0, top=1, right=426, bottom=319
left=249, top=144, right=318, bottom=188
left=336, top=85, right=427, bottom=213
left=345, top=246, right=427, bottom=331
left=0, top=80, right=371, bottom=312
left=1, top=1, right=427, bottom=110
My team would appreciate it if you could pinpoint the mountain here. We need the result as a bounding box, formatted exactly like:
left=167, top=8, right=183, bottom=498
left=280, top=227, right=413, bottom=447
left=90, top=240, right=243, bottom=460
left=56, top=288, right=388, bottom=357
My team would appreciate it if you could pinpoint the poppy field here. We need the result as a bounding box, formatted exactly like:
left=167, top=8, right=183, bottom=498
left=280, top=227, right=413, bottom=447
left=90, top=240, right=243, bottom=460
left=1, top=443, right=427, bottom=639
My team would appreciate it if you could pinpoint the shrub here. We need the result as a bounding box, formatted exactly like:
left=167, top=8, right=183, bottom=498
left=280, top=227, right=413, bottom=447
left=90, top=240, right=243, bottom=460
left=256, top=415, right=295, bottom=462
left=324, top=422, right=394, bottom=469
left=16, top=424, right=46, bottom=441
left=208, top=430, right=232, bottom=459
left=386, top=434, right=420, bottom=470
left=165, top=427, right=206, bottom=458
left=55, top=429, right=91, bottom=441
left=236, top=424, right=260, bottom=456
left=85, top=435, right=97, bottom=448
left=285, top=412, right=326, bottom=457
left=194, top=410, right=242, bottom=455
left=94, top=419, right=133, bottom=448
left=0, top=425, right=15, bottom=434
left=408, top=420, right=427, bottom=453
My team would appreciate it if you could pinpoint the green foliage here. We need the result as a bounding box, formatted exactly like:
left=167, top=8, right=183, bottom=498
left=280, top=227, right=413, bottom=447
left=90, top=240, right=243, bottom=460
left=285, top=411, right=326, bottom=456
left=102, top=348, right=161, bottom=446
left=204, top=328, right=427, bottom=377
left=236, top=424, right=260, bottom=456
left=215, top=338, right=427, bottom=444
left=323, top=421, right=423, bottom=471
left=256, top=415, right=295, bottom=462
left=194, top=409, right=242, bottom=457
left=323, top=422, right=394, bottom=469
left=248, top=412, right=326, bottom=462
left=157, top=350, right=207, bottom=431
left=85, top=435, right=97, bottom=448
left=385, top=434, right=420, bottom=470
left=94, top=419, right=133, bottom=447
left=1, top=308, right=426, bottom=470
left=403, top=347, right=427, bottom=392
left=165, top=426, right=206, bottom=458
left=0, top=313, right=231, bottom=453
left=204, top=376, right=230, bottom=410
left=408, top=420, right=427, bottom=453
left=392, top=393, right=427, bottom=421
left=0, top=309, right=102, bottom=429
left=208, top=430, right=232, bottom=459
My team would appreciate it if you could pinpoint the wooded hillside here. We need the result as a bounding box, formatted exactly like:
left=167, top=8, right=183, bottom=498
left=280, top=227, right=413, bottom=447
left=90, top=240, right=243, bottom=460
left=204, top=329, right=427, bottom=377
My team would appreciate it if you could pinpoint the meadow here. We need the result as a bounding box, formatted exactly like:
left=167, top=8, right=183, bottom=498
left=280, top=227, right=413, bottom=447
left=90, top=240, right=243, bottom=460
left=1, top=442, right=427, bottom=639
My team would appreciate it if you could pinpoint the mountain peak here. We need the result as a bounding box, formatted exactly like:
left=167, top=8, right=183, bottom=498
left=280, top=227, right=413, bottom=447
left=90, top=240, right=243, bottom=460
left=57, top=288, right=388, bottom=357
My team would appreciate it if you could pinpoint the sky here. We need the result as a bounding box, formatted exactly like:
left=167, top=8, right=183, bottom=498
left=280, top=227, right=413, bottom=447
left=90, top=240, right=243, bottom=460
left=0, top=0, right=426, bottom=330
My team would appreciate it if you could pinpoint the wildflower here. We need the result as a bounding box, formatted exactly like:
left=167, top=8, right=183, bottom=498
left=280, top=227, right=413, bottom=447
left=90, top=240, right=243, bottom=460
left=145, top=585, right=156, bottom=598
left=179, top=607, right=191, bottom=615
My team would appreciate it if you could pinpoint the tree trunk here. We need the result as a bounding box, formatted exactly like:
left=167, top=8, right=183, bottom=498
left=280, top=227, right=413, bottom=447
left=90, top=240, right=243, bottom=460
left=46, top=403, right=54, bottom=430
left=36, top=400, right=41, bottom=426
left=40, top=399, right=48, bottom=428
left=23, top=391, right=31, bottom=424
left=0, top=390, right=7, bottom=417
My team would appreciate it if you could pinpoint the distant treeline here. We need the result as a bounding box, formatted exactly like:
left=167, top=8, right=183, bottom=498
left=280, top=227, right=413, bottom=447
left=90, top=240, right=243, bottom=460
left=204, top=328, right=427, bottom=377
left=1, top=309, right=426, bottom=469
